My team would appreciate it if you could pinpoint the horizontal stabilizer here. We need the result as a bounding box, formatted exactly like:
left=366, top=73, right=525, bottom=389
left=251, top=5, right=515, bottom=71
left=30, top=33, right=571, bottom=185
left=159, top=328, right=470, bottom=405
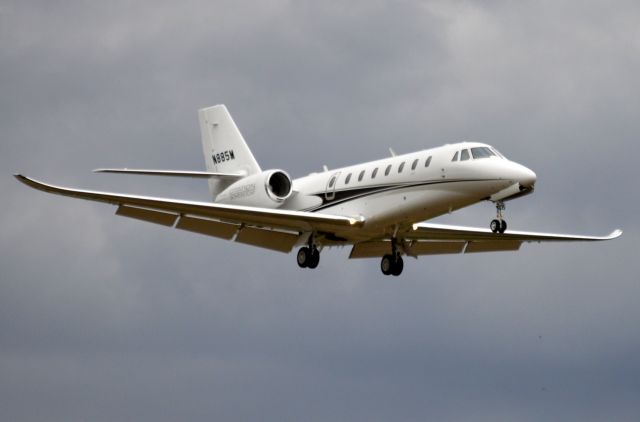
left=94, top=168, right=246, bottom=180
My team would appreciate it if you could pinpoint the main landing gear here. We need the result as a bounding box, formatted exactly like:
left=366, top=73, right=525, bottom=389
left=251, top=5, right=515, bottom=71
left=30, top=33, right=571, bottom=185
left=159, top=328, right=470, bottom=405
left=380, top=238, right=404, bottom=276
left=381, top=253, right=403, bottom=276
left=297, top=235, right=320, bottom=269
left=490, top=200, right=507, bottom=234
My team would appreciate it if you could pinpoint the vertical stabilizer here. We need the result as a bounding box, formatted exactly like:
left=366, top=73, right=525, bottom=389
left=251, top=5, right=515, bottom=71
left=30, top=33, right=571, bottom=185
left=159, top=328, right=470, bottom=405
left=199, top=105, right=262, bottom=198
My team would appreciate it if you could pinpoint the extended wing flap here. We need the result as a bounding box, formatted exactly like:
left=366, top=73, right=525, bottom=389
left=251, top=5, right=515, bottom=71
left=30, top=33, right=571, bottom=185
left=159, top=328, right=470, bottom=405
left=350, top=240, right=467, bottom=258
left=464, top=240, right=522, bottom=253
left=15, top=175, right=363, bottom=241
left=175, top=215, right=238, bottom=239
left=116, top=205, right=178, bottom=226
left=235, top=227, right=299, bottom=253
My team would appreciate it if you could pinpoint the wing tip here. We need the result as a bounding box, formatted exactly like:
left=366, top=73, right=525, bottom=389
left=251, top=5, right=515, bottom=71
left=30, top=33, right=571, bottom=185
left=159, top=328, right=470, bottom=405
left=14, top=174, right=46, bottom=191
left=14, top=173, right=28, bottom=183
left=609, top=229, right=623, bottom=239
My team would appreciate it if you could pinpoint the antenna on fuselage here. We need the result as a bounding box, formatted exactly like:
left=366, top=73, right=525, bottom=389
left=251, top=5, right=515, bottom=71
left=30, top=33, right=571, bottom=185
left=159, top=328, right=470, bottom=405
left=389, top=148, right=396, bottom=157
left=322, top=165, right=328, bottom=172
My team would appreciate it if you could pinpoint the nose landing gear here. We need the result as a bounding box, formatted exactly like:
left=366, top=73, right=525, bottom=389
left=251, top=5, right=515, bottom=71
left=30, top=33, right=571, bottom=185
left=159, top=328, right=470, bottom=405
left=490, top=201, right=507, bottom=234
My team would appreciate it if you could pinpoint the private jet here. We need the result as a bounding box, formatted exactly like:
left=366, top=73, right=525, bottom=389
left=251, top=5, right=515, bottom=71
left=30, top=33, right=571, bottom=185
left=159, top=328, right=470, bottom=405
left=15, top=105, right=622, bottom=276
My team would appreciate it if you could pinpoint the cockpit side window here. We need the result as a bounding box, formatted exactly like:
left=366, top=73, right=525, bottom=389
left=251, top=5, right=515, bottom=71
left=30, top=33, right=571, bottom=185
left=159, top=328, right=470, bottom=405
left=470, top=147, right=495, bottom=159
left=461, top=149, right=470, bottom=161
left=452, top=151, right=459, bottom=162
left=491, top=148, right=505, bottom=158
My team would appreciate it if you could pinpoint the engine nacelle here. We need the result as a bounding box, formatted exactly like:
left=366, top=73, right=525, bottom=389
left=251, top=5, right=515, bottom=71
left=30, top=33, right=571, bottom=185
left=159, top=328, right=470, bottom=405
left=215, top=170, right=293, bottom=208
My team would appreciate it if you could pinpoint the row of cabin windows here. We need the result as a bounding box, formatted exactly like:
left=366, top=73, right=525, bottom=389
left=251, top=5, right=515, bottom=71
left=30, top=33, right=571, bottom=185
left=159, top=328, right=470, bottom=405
left=342, top=155, right=433, bottom=185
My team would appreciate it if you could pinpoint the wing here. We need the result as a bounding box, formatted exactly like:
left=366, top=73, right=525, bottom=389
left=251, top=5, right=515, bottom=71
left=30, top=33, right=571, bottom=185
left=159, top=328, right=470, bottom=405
left=15, top=174, right=364, bottom=253
left=94, top=168, right=246, bottom=180
left=349, top=222, right=622, bottom=258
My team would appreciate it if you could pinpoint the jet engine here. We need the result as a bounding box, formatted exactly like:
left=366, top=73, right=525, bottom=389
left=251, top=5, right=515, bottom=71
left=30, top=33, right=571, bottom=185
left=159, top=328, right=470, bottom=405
left=215, top=170, right=293, bottom=208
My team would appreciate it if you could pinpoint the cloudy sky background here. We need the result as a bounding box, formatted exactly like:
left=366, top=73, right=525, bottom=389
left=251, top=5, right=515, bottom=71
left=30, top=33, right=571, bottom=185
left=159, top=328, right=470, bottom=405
left=2, top=0, right=639, bottom=420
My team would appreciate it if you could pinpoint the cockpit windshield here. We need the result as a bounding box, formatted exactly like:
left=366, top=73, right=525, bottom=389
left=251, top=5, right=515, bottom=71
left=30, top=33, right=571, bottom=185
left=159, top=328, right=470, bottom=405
left=470, top=147, right=497, bottom=159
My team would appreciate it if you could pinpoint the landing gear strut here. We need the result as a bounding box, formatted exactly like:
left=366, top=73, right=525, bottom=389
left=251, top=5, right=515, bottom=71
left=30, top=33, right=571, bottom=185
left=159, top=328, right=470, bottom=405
left=297, top=235, right=320, bottom=269
left=380, top=238, right=404, bottom=276
left=490, top=201, right=507, bottom=234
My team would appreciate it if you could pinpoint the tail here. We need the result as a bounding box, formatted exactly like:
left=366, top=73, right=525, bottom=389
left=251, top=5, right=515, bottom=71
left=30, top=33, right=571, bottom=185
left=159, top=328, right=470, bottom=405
left=199, top=105, right=262, bottom=198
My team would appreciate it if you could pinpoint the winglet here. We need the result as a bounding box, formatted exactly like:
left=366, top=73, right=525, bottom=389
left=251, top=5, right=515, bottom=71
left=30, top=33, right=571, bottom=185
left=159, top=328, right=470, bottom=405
left=14, top=174, right=54, bottom=193
left=608, top=229, right=623, bottom=239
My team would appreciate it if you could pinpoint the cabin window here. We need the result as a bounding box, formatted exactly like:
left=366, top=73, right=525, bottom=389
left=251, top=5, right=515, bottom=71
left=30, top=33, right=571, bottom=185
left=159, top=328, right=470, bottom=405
left=358, top=170, right=365, bottom=182
left=411, top=158, right=419, bottom=170
left=385, top=164, right=392, bottom=176
left=345, top=173, right=352, bottom=184
left=372, top=168, right=378, bottom=179
left=328, top=176, right=336, bottom=188
left=452, top=151, right=459, bottom=162
left=461, top=149, right=470, bottom=161
left=398, top=162, right=405, bottom=173
left=425, top=156, right=432, bottom=167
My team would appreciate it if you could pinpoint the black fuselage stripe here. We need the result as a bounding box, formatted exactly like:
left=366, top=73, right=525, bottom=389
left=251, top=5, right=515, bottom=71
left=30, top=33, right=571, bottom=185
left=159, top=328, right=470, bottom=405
left=303, top=178, right=500, bottom=212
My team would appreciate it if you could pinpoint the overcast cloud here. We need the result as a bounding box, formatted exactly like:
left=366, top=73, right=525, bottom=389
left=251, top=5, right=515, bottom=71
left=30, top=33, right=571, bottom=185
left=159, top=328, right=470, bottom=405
left=2, top=1, right=639, bottom=421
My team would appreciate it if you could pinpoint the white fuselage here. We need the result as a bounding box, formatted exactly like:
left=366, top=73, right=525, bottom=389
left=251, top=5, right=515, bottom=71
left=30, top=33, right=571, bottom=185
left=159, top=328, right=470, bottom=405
left=286, top=142, right=536, bottom=236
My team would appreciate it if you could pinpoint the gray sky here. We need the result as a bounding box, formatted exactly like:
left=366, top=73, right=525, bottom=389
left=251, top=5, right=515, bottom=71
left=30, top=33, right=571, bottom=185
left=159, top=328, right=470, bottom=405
left=2, top=1, right=639, bottom=421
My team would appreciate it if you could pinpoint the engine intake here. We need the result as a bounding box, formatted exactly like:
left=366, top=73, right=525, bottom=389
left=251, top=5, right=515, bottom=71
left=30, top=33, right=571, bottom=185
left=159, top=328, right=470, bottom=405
left=215, top=169, right=293, bottom=208
left=266, top=170, right=292, bottom=201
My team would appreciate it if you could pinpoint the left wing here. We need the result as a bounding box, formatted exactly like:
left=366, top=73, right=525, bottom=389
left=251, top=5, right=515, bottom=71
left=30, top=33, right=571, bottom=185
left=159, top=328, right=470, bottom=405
left=15, top=174, right=364, bottom=253
left=350, top=222, right=622, bottom=258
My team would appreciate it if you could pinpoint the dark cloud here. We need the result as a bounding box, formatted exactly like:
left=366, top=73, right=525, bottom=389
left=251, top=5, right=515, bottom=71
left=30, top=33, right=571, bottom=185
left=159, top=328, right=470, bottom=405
left=2, top=1, right=639, bottom=421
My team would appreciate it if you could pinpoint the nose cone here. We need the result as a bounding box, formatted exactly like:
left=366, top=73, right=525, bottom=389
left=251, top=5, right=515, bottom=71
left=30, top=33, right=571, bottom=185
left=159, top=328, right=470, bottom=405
left=516, top=164, right=537, bottom=189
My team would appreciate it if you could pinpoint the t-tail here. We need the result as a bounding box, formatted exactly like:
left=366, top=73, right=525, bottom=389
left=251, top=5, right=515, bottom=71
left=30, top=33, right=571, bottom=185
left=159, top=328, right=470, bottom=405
left=199, top=105, right=262, bottom=198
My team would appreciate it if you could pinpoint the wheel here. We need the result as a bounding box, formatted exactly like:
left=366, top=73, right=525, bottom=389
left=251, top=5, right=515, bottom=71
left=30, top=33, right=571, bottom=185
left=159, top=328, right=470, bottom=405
left=297, top=247, right=310, bottom=268
left=499, top=219, right=507, bottom=233
left=391, top=255, right=404, bottom=276
left=307, top=248, right=320, bottom=269
left=381, top=254, right=393, bottom=275
left=490, top=219, right=501, bottom=233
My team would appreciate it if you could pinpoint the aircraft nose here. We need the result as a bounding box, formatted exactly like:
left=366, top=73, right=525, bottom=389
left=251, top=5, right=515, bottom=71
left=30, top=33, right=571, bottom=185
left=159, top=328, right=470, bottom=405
left=518, top=165, right=537, bottom=189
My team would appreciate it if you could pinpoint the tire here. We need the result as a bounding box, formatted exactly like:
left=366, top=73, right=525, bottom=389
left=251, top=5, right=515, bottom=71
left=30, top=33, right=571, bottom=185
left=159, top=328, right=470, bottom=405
left=391, top=255, right=404, bottom=276
left=490, top=219, right=500, bottom=233
left=499, top=220, right=507, bottom=233
left=307, top=249, right=320, bottom=269
left=380, top=254, right=393, bottom=275
left=297, top=247, right=309, bottom=268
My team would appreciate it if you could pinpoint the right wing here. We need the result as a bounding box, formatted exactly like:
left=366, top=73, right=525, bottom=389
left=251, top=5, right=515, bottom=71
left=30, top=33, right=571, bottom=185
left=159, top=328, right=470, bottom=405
left=349, top=222, right=622, bottom=258
left=94, top=168, right=246, bottom=180
left=15, top=174, right=364, bottom=253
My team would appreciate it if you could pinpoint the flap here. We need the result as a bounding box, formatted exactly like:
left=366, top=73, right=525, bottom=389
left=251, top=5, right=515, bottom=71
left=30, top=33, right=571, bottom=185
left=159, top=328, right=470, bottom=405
left=175, top=215, right=238, bottom=239
left=235, top=227, right=300, bottom=253
left=116, top=205, right=178, bottom=226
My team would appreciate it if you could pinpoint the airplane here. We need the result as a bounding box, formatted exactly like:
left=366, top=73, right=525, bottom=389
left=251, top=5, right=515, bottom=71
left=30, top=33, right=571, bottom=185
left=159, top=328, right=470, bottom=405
left=15, top=104, right=622, bottom=276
